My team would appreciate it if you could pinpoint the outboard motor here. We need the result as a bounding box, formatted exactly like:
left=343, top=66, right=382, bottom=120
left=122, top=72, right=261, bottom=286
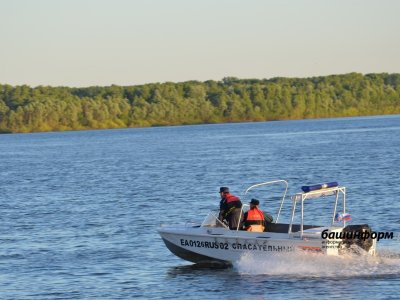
left=339, top=224, right=374, bottom=254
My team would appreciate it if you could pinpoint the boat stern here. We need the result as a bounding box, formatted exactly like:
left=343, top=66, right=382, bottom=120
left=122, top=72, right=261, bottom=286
left=319, top=224, right=378, bottom=256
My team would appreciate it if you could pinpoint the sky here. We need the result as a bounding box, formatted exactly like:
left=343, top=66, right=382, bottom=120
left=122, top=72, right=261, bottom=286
left=1, top=0, right=399, bottom=87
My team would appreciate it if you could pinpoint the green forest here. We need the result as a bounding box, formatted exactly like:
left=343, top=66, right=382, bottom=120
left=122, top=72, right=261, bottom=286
left=1, top=73, right=399, bottom=133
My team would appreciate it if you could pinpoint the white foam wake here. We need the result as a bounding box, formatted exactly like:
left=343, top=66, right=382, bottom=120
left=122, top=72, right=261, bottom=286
left=235, top=248, right=400, bottom=278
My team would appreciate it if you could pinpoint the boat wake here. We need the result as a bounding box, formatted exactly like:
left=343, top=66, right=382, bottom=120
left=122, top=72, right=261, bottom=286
left=235, top=247, right=400, bottom=278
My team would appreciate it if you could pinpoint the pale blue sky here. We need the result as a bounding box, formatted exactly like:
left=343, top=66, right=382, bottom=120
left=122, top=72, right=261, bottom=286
left=1, top=0, right=399, bottom=87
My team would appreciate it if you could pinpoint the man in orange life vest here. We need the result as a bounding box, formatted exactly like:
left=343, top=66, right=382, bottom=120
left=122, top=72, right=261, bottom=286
left=218, top=187, right=243, bottom=230
left=242, top=198, right=266, bottom=232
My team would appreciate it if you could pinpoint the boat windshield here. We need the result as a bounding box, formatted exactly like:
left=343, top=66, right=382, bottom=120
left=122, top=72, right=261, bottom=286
left=201, top=211, right=228, bottom=228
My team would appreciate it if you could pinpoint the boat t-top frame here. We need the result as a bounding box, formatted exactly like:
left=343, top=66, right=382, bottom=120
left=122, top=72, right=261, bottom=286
left=243, top=180, right=347, bottom=237
left=289, top=185, right=347, bottom=236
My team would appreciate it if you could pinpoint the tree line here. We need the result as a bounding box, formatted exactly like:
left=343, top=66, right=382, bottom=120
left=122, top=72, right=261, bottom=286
left=0, top=72, right=399, bottom=133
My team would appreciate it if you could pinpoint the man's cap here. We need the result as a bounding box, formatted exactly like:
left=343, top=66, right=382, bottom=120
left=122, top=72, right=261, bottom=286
left=250, top=198, right=260, bottom=205
left=219, top=187, right=229, bottom=193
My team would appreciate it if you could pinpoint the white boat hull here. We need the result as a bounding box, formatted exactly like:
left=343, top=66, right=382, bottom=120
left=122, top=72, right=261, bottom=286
left=158, top=224, right=361, bottom=264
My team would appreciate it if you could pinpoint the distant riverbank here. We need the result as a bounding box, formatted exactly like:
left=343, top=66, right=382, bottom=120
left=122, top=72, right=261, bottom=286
left=1, top=72, right=399, bottom=133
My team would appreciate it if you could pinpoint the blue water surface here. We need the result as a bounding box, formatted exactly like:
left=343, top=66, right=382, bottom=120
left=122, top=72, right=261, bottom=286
left=1, top=115, right=399, bottom=299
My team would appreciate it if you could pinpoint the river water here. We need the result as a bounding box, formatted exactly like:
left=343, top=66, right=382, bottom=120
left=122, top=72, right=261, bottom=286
left=1, top=115, right=399, bottom=299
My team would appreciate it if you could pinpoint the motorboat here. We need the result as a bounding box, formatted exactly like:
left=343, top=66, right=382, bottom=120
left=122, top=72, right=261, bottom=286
left=158, top=180, right=377, bottom=264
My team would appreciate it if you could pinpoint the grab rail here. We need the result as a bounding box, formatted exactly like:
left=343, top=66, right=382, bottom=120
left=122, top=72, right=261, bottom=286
left=243, top=179, right=289, bottom=223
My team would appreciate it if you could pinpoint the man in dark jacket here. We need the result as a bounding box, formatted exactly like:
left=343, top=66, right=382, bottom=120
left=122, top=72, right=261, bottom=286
left=218, top=187, right=243, bottom=230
